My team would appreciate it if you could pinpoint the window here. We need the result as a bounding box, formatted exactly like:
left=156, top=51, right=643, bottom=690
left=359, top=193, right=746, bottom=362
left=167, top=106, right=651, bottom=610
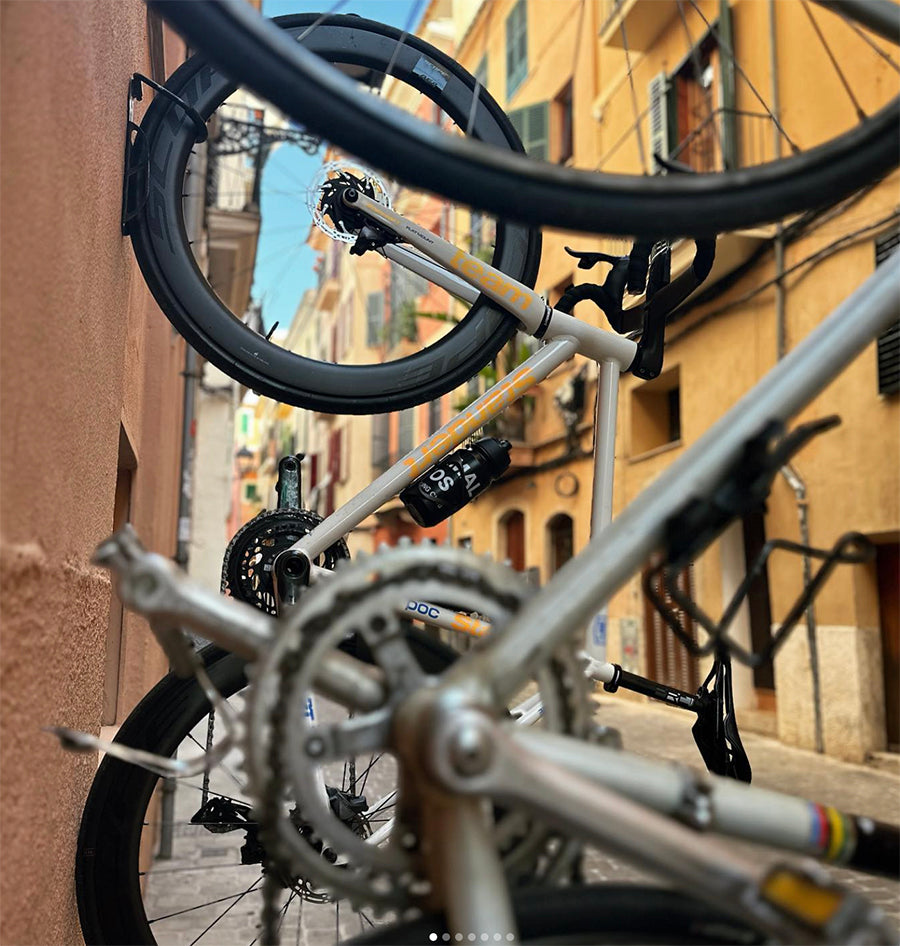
left=643, top=563, right=699, bottom=693
left=553, top=80, right=573, bottom=164
left=366, top=291, right=384, bottom=347
left=389, top=263, right=427, bottom=346
left=647, top=72, right=674, bottom=172
left=631, top=366, right=681, bottom=456
left=509, top=103, right=549, bottom=160
left=458, top=536, right=473, bottom=550
left=547, top=514, right=574, bottom=575
left=244, top=482, right=260, bottom=502
left=500, top=509, right=525, bottom=571
left=505, top=0, right=528, bottom=99
left=876, top=230, right=899, bottom=396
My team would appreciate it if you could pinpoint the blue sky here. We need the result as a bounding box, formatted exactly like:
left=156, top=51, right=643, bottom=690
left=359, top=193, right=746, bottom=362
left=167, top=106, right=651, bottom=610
left=252, top=1, right=426, bottom=331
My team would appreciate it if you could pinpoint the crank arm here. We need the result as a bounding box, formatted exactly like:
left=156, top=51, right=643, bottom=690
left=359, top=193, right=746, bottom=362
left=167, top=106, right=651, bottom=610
left=428, top=712, right=896, bottom=945
left=93, top=526, right=387, bottom=712
left=94, top=525, right=274, bottom=666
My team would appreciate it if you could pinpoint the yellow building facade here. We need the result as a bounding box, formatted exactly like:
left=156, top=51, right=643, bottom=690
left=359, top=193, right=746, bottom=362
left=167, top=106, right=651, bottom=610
left=245, top=0, right=897, bottom=763
left=435, top=0, right=899, bottom=762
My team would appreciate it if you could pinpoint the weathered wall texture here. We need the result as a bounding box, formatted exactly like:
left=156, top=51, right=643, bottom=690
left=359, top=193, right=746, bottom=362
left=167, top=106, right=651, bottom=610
left=1, top=2, right=186, bottom=942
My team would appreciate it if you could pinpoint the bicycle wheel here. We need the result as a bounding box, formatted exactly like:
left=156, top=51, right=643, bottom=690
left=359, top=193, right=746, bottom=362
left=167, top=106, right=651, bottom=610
left=76, top=636, right=457, bottom=946
left=348, top=884, right=765, bottom=944
left=148, top=0, right=899, bottom=238
left=130, top=13, right=540, bottom=413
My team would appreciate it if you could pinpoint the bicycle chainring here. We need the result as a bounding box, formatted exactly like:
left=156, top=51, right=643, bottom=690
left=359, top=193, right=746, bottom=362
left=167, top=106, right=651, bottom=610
left=221, top=508, right=349, bottom=614
left=242, top=545, right=591, bottom=916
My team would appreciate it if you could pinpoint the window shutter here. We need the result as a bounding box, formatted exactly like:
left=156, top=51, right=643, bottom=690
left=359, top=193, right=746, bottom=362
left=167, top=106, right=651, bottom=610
left=876, top=230, right=899, bottom=396
left=371, top=414, right=390, bottom=472
left=505, top=0, right=528, bottom=99
left=508, top=102, right=549, bottom=160
left=366, top=291, right=384, bottom=347
left=648, top=72, right=672, bottom=173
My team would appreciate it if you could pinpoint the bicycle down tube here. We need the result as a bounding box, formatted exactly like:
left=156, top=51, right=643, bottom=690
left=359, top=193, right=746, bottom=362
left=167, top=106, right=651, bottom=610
left=283, top=193, right=637, bottom=567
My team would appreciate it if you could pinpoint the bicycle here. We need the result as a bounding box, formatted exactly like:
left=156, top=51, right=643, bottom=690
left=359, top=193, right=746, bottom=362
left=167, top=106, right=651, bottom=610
left=61, top=251, right=899, bottom=945
left=63, top=218, right=900, bottom=946
left=57, top=2, right=900, bottom=942
left=123, top=1, right=900, bottom=410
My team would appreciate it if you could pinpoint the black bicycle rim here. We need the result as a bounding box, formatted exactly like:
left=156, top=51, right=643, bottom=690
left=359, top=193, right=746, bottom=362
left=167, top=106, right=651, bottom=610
left=347, top=884, right=766, bottom=945
left=130, top=14, right=540, bottom=413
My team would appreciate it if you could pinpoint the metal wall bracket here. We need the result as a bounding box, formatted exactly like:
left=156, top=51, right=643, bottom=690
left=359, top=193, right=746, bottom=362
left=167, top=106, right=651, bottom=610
left=121, top=72, right=208, bottom=235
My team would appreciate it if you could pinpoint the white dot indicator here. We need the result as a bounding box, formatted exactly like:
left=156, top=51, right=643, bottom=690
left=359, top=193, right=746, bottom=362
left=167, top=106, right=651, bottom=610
left=429, top=935, right=437, bottom=943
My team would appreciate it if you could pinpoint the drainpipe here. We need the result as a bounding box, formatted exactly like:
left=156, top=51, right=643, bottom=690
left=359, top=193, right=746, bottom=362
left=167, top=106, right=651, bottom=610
left=780, top=463, right=825, bottom=754
left=159, top=143, right=207, bottom=860
left=770, top=2, right=823, bottom=753
left=769, top=0, right=787, bottom=362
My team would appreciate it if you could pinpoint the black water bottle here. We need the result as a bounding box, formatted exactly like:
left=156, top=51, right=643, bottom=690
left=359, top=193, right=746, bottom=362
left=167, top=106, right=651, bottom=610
left=399, top=438, right=512, bottom=527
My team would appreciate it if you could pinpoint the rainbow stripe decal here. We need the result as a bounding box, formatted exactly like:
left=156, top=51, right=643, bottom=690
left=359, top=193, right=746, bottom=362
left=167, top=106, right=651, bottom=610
left=809, top=802, right=856, bottom=863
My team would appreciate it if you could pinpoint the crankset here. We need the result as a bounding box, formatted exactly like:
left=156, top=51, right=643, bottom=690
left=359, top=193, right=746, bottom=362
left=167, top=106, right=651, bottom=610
left=222, top=454, right=349, bottom=614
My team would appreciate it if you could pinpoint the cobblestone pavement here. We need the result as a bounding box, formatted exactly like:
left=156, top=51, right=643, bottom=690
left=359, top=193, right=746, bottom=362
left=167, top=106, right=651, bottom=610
left=582, top=697, right=900, bottom=923
left=142, top=693, right=899, bottom=945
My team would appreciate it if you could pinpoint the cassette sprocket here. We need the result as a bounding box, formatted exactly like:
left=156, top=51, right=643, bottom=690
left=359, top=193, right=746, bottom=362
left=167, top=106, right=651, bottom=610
left=242, top=545, right=591, bottom=918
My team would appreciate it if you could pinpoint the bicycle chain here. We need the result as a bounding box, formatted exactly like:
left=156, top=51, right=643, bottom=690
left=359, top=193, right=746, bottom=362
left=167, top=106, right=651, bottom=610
left=243, top=545, right=590, bottom=943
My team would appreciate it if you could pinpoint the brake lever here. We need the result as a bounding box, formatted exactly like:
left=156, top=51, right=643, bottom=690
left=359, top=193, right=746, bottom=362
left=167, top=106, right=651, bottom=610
left=629, top=238, right=716, bottom=380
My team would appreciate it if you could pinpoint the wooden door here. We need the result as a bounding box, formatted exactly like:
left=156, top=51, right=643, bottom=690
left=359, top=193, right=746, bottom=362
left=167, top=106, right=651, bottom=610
left=876, top=543, right=900, bottom=750
left=644, top=565, right=699, bottom=693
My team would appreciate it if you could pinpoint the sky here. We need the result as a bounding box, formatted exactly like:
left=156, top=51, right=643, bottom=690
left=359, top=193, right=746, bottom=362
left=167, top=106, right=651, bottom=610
left=251, top=1, right=427, bottom=331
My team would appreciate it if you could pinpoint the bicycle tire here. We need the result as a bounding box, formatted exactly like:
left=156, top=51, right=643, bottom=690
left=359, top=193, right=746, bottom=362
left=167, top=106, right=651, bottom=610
left=76, top=636, right=457, bottom=945
left=147, top=0, right=900, bottom=239
left=347, top=883, right=765, bottom=945
left=130, top=14, right=540, bottom=414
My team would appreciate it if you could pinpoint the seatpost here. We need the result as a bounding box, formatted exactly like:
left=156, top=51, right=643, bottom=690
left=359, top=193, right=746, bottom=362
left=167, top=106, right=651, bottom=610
left=585, top=358, right=620, bottom=660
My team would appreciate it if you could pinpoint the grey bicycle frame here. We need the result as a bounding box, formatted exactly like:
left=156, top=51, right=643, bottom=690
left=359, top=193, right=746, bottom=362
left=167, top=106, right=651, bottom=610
left=86, top=255, right=899, bottom=944
left=283, top=193, right=635, bottom=656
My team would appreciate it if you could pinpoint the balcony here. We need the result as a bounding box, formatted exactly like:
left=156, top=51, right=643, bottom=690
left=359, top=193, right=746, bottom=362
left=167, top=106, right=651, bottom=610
left=600, top=0, right=678, bottom=50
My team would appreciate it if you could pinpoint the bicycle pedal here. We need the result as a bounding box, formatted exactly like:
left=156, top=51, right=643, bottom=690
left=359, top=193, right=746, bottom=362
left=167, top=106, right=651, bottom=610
left=759, top=865, right=896, bottom=942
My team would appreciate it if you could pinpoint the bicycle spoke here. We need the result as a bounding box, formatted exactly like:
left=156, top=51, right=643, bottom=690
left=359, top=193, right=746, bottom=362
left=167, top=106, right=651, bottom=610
left=187, top=877, right=263, bottom=946
left=801, top=0, right=867, bottom=120
left=149, top=886, right=263, bottom=925
left=687, top=0, right=800, bottom=154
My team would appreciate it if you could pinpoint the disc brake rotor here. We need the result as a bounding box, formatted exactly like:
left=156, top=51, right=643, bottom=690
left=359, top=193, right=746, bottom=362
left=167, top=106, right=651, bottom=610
left=309, top=160, right=392, bottom=243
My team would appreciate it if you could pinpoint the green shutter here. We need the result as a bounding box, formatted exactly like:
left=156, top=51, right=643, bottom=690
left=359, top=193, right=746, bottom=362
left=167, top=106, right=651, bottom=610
left=508, top=102, right=549, bottom=160
left=505, top=0, right=528, bottom=99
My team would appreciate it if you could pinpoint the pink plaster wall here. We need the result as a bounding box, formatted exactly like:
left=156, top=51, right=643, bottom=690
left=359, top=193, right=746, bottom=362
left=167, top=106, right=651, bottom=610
left=1, top=3, right=187, bottom=942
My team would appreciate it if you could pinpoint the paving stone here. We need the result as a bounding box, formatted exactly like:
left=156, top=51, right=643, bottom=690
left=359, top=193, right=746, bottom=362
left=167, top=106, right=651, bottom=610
left=143, top=694, right=899, bottom=944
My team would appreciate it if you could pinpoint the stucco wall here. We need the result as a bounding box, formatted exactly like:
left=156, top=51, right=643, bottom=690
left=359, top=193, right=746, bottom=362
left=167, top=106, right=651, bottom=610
left=1, top=3, right=186, bottom=942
